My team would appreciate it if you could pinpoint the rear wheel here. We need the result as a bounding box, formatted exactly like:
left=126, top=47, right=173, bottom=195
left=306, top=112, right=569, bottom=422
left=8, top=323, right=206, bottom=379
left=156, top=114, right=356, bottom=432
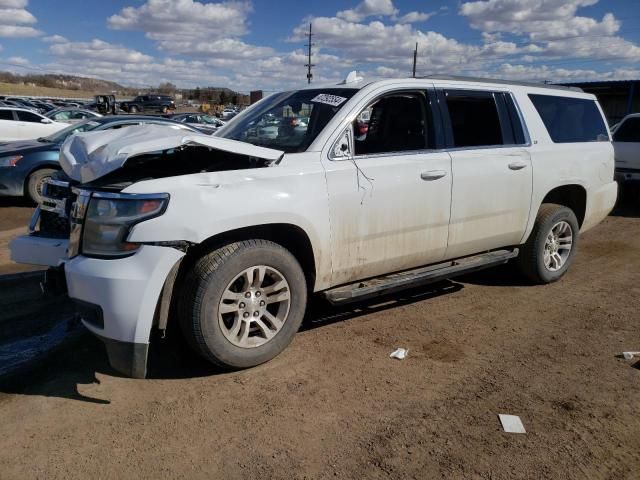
left=129, top=105, right=138, bottom=113
left=26, top=168, right=56, bottom=204
left=161, top=106, right=168, bottom=114
left=179, top=240, right=307, bottom=369
left=517, top=204, right=579, bottom=284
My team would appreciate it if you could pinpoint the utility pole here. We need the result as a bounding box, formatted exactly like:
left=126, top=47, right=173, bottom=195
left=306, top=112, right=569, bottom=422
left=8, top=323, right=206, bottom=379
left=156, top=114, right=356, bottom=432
left=305, top=23, right=315, bottom=84
left=412, top=42, right=418, bottom=78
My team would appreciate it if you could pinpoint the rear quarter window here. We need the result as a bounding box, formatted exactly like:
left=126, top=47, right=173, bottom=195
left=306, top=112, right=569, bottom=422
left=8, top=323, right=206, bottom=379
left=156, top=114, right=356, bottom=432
left=528, top=94, right=608, bottom=143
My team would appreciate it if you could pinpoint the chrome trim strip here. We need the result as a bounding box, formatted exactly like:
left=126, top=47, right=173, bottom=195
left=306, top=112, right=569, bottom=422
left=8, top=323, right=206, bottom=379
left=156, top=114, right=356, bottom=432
left=91, top=191, right=170, bottom=200
left=46, top=178, right=70, bottom=188
left=67, top=189, right=91, bottom=259
left=40, top=197, right=67, bottom=217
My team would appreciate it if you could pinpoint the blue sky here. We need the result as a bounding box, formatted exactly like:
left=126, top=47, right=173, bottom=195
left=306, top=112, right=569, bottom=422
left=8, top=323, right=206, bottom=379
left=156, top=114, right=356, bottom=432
left=0, top=0, right=639, bottom=92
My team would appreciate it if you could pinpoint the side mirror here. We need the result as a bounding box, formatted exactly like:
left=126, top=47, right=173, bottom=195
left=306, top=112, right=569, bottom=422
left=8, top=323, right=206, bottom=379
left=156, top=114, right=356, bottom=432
left=40, top=118, right=52, bottom=124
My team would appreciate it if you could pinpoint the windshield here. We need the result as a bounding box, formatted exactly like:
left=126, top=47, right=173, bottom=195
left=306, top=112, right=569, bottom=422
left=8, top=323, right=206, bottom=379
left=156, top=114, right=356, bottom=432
left=220, top=88, right=357, bottom=152
left=42, top=120, right=101, bottom=143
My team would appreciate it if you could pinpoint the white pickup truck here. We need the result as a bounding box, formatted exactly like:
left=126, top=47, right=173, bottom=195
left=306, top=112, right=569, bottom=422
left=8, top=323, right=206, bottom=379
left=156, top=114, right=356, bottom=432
left=11, top=74, right=617, bottom=378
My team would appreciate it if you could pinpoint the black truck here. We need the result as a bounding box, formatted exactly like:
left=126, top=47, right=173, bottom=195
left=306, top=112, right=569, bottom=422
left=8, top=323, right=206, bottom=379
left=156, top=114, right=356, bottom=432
left=120, top=94, right=176, bottom=114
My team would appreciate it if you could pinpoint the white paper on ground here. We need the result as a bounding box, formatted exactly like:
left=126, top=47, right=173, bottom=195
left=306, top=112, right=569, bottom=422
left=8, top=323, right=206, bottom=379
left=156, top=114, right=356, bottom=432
left=389, top=348, right=408, bottom=360
left=498, top=414, right=526, bottom=434
left=622, top=351, right=640, bottom=360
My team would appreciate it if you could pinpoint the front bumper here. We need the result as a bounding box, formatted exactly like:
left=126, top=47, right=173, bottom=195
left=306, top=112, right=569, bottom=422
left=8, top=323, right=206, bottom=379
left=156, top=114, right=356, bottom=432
left=65, top=245, right=185, bottom=378
left=0, top=166, right=26, bottom=197
left=10, top=234, right=68, bottom=267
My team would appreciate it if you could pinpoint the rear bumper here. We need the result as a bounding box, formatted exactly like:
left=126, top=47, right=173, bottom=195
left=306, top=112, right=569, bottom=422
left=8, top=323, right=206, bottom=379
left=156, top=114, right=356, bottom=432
left=65, top=245, right=184, bottom=378
left=615, top=168, right=640, bottom=184
left=582, top=180, right=618, bottom=233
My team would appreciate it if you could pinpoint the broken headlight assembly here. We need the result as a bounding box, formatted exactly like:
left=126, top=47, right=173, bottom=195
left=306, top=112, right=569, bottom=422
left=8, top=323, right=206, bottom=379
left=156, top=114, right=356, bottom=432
left=81, top=192, right=169, bottom=258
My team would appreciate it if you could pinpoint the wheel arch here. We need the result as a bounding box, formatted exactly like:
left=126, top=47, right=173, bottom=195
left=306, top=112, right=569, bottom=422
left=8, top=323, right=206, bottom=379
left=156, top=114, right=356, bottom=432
left=183, top=223, right=317, bottom=293
left=540, top=184, right=587, bottom=227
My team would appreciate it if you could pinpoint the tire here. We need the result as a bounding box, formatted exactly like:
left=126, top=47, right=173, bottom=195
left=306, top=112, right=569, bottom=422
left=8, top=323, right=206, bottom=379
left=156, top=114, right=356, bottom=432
left=129, top=105, right=138, bottom=113
left=179, top=240, right=307, bottom=369
left=161, top=106, right=168, bottom=114
left=517, top=203, right=580, bottom=284
left=26, top=168, right=57, bottom=204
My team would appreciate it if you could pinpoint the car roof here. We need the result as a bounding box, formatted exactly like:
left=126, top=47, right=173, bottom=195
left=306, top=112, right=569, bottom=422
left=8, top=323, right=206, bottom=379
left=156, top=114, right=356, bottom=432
left=0, top=106, right=41, bottom=113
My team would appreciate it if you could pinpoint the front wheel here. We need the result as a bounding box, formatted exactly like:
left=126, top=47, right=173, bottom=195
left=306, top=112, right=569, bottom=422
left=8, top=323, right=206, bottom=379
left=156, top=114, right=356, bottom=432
left=26, top=168, right=56, bottom=204
left=129, top=105, right=138, bottom=113
left=179, top=240, right=307, bottom=369
left=517, top=204, right=579, bottom=284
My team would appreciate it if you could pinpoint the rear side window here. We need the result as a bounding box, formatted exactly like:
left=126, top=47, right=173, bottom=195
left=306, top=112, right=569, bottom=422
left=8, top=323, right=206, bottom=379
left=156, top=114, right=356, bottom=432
left=17, top=111, right=42, bottom=123
left=444, top=91, right=503, bottom=147
left=528, top=94, right=608, bottom=143
left=613, top=117, right=640, bottom=142
left=0, top=110, right=13, bottom=120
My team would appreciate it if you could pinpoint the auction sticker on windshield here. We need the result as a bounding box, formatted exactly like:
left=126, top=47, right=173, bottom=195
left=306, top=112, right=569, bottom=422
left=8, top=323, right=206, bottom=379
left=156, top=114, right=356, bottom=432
left=311, top=94, right=348, bottom=107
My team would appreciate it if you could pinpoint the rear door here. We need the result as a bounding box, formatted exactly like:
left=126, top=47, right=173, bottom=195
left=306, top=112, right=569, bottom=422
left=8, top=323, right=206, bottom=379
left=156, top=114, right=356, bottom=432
left=0, top=109, right=19, bottom=140
left=438, top=89, right=532, bottom=259
left=613, top=116, right=640, bottom=175
left=15, top=110, right=54, bottom=139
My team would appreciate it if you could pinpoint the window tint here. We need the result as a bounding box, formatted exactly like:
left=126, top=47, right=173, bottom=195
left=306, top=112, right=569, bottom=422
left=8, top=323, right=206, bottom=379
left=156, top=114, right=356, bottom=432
left=528, top=94, right=608, bottom=143
left=0, top=110, right=13, bottom=120
left=17, top=110, right=43, bottom=122
left=613, top=117, right=640, bottom=142
left=353, top=92, right=432, bottom=155
left=445, top=91, right=503, bottom=147
left=502, top=94, right=526, bottom=144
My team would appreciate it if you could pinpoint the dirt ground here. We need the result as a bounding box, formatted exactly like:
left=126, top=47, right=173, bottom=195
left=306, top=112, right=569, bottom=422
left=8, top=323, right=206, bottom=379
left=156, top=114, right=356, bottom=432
left=0, top=194, right=638, bottom=479
left=0, top=198, right=39, bottom=274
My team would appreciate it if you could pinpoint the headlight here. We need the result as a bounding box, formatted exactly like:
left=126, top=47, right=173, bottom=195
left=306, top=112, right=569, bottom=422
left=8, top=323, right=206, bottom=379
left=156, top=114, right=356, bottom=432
left=81, top=193, right=169, bottom=258
left=0, top=155, right=22, bottom=167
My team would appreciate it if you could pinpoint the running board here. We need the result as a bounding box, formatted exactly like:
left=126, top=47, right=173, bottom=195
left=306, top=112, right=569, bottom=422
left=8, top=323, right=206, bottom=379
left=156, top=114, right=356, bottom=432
left=323, top=249, right=519, bottom=305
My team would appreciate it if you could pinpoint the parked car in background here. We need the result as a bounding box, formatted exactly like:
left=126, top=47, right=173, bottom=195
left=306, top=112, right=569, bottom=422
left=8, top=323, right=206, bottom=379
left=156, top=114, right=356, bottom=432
left=171, top=113, right=225, bottom=134
left=46, top=108, right=102, bottom=124
left=10, top=75, right=617, bottom=378
left=0, top=107, right=67, bottom=142
left=613, top=113, right=640, bottom=184
left=120, top=95, right=176, bottom=114
left=0, top=115, right=200, bottom=203
left=221, top=108, right=237, bottom=120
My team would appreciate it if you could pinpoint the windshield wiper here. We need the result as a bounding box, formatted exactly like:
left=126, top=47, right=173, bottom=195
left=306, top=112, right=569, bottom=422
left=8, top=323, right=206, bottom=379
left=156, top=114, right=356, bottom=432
left=37, top=137, right=52, bottom=143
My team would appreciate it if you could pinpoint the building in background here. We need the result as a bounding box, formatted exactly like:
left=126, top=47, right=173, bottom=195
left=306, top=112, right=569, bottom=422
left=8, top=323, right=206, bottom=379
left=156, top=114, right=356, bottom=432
left=560, top=80, right=639, bottom=126
left=250, top=90, right=263, bottom=104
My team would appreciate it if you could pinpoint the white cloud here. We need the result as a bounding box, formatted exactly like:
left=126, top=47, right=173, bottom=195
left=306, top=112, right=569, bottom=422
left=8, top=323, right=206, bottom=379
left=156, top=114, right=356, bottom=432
left=42, top=34, right=68, bottom=43
left=0, top=0, right=41, bottom=37
left=337, top=0, right=398, bottom=22
left=108, top=0, right=252, bottom=54
left=459, top=0, right=640, bottom=61
left=49, top=39, right=153, bottom=64
left=6, top=55, right=29, bottom=65
left=397, top=11, right=433, bottom=24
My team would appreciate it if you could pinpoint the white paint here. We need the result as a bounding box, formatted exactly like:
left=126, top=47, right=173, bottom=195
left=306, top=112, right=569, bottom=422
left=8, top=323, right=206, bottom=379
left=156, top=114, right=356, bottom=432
left=0, top=107, right=67, bottom=141
left=12, top=76, right=618, bottom=355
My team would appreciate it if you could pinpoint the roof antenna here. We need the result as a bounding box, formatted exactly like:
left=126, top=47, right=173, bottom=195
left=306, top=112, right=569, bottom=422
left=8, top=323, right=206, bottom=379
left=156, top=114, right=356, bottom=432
left=340, top=71, right=363, bottom=85
left=412, top=42, right=418, bottom=78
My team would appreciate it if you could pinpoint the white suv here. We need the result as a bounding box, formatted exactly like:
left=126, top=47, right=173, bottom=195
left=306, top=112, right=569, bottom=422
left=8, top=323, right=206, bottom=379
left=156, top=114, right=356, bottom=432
left=11, top=75, right=617, bottom=378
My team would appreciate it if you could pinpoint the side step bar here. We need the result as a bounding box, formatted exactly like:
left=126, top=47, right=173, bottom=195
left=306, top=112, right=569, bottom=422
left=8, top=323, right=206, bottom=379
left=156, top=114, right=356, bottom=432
left=322, top=249, right=519, bottom=305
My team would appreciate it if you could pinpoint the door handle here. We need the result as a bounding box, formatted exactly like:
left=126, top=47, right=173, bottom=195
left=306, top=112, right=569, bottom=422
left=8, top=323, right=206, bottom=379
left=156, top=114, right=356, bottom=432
left=420, top=170, right=447, bottom=181
left=508, top=161, right=527, bottom=170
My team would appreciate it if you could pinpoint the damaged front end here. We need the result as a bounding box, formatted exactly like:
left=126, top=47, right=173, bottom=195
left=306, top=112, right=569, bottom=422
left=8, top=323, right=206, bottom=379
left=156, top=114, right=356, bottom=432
left=10, top=124, right=285, bottom=378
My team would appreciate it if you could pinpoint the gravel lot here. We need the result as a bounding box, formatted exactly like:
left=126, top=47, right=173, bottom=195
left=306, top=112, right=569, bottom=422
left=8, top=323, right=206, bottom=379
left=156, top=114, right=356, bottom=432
left=0, top=191, right=638, bottom=479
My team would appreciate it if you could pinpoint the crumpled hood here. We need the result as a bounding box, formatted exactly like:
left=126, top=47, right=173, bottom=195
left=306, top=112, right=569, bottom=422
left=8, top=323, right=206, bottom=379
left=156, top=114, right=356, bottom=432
left=60, top=124, right=284, bottom=183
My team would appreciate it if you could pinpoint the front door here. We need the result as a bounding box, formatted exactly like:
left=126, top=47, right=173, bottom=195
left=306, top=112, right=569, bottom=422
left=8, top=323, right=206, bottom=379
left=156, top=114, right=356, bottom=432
left=613, top=116, right=640, bottom=175
left=323, top=90, right=452, bottom=286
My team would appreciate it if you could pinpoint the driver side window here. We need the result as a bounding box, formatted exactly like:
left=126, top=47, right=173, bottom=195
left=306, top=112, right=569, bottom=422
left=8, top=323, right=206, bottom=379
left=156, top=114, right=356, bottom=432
left=353, top=92, right=433, bottom=156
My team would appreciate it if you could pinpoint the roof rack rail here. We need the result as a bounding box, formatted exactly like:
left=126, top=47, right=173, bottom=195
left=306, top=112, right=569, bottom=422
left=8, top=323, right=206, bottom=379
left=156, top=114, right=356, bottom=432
left=418, top=74, right=583, bottom=92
